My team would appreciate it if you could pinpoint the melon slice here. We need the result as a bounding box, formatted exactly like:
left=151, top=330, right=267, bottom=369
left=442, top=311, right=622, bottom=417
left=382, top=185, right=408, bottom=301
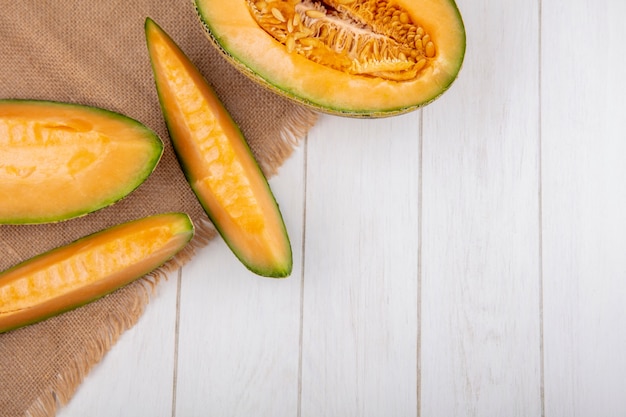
left=145, top=18, right=292, bottom=278
left=0, top=212, right=194, bottom=333
left=0, top=100, right=163, bottom=224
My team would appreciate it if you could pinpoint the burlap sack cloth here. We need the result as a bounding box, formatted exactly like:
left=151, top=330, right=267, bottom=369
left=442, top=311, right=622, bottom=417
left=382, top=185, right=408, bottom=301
left=0, top=1, right=318, bottom=415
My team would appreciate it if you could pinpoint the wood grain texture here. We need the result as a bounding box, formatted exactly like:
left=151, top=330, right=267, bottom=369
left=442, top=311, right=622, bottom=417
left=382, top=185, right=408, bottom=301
left=173, top=146, right=305, bottom=417
left=541, top=1, right=626, bottom=415
left=420, top=0, right=543, bottom=415
left=300, top=114, right=421, bottom=417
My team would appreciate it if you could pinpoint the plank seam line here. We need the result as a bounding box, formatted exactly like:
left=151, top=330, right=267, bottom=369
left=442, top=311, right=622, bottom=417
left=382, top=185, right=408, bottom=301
left=417, top=109, right=424, bottom=417
left=538, top=0, right=546, bottom=415
left=171, top=267, right=183, bottom=417
left=297, top=134, right=309, bottom=417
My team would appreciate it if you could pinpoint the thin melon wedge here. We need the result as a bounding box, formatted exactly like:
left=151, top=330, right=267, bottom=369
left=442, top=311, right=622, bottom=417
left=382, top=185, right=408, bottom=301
left=145, top=18, right=292, bottom=278
left=0, top=212, right=194, bottom=333
left=0, top=100, right=163, bottom=224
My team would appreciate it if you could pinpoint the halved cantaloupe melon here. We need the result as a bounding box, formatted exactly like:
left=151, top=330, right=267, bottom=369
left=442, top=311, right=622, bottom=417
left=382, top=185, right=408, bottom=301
left=0, top=100, right=163, bottom=224
left=194, top=0, right=466, bottom=117
left=145, top=18, right=292, bottom=278
left=0, top=212, right=194, bottom=333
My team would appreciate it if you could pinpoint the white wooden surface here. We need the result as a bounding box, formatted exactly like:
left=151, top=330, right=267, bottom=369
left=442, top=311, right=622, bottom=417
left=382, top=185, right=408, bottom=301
left=58, top=0, right=626, bottom=416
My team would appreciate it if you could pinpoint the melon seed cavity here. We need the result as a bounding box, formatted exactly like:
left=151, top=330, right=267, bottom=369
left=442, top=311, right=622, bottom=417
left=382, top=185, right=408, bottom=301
left=247, top=0, right=436, bottom=81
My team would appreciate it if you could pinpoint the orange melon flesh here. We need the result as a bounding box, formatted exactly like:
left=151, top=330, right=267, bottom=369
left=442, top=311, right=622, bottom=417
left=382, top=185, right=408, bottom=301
left=145, top=18, right=292, bottom=277
left=0, top=212, right=194, bottom=333
left=0, top=100, right=163, bottom=224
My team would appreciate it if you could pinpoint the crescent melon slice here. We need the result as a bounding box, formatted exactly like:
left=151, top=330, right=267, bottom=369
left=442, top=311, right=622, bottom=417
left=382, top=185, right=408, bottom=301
left=0, top=100, right=163, bottom=224
left=145, top=18, right=292, bottom=278
left=0, top=212, right=194, bottom=333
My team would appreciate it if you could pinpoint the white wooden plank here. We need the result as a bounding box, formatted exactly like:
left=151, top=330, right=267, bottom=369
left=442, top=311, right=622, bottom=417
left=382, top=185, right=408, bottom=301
left=174, top=145, right=305, bottom=417
left=58, top=270, right=179, bottom=417
left=300, top=113, right=420, bottom=417
left=419, top=0, right=542, bottom=415
left=542, top=1, right=626, bottom=416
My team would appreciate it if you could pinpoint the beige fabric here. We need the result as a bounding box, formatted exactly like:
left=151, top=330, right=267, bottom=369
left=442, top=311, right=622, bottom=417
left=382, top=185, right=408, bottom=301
left=0, top=1, right=318, bottom=416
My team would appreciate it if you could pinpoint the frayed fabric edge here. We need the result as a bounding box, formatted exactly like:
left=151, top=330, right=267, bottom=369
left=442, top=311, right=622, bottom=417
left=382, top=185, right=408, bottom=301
left=259, top=106, right=319, bottom=177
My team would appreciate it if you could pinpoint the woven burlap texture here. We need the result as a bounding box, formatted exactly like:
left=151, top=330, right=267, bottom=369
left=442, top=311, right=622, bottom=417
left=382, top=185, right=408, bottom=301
left=0, top=1, right=319, bottom=416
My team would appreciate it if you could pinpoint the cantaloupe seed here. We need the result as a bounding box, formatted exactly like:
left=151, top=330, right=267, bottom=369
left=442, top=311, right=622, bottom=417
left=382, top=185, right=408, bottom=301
left=425, top=41, right=436, bottom=58
left=0, top=225, right=174, bottom=313
left=304, top=9, right=325, bottom=19
left=153, top=40, right=265, bottom=233
left=271, top=7, right=287, bottom=22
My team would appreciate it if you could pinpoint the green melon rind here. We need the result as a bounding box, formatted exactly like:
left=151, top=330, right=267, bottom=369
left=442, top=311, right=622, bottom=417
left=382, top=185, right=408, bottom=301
left=0, top=99, right=164, bottom=225
left=193, top=0, right=466, bottom=118
left=144, top=18, right=292, bottom=278
left=0, top=212, right=195, bottom=334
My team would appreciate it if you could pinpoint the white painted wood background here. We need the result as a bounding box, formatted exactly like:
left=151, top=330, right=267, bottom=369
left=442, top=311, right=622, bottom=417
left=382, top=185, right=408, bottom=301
left=58, top=0, right=626, bottom=415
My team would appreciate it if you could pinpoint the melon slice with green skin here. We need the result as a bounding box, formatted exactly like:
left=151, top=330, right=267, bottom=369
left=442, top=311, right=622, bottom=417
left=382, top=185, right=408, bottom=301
left=194, top=0, right=466, bottom=117
left=145, top=18, right=292, bottom=278
left=0, top=212, right=194, bottom=334
left=0, top=99, right=163, bottom=224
